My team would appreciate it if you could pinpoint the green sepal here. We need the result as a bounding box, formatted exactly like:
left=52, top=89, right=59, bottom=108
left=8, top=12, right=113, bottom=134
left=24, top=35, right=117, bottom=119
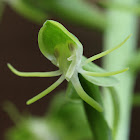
left=38, top=20, right=83, bottom=78
left=38, top=20, right=81, bottom=62
left=79, top=74, right=113, bottom=140
left=81, top=56, right=119, bottom=87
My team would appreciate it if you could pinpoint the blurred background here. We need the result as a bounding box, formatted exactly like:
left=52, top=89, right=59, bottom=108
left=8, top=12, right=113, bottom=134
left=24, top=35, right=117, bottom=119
left=0, top=0, right=140, bottom=140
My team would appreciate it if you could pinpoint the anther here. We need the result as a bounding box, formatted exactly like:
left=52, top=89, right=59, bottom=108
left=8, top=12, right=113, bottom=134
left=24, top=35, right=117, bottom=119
left=54, top=48, right=59, bottom=59
left=68, top=43, right=75, bottom=52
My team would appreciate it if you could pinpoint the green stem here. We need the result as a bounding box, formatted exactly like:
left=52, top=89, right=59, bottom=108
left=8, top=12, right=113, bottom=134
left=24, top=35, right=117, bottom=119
left=103, top=0, right=139, bottom=140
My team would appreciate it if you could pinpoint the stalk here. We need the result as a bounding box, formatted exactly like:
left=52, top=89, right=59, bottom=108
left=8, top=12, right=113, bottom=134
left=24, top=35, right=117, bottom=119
left=103, top=0, right=139, bottom=140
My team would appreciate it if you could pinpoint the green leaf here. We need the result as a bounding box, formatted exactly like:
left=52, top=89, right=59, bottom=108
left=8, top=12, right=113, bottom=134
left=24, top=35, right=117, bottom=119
left=46, top=0, right=107, bottom=30
left=25, top=0, right=107, bottom=30
left=6, top=0, right=47, bottom=24
left=5, top=0, right=107, bottom=30
left=79, top=74, right=113, bottom=140
left=82, top=56, right=119, bottom=87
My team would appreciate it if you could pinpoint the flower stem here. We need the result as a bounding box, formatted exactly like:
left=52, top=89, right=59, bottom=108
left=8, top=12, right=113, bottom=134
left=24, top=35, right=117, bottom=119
left=103, top=0, right=139, bottom=140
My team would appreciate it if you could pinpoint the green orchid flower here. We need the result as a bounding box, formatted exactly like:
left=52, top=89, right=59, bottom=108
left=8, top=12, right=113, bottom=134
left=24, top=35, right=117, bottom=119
left=8, top=20, right=130, bottom=112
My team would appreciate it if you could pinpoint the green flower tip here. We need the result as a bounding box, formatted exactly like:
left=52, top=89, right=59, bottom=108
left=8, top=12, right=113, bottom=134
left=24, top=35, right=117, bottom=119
left=26, top=100, right=31, bottom=105
left=7, top=63, right=12, bottom=70
left=7, top=20, right=131, bottom=112
left=7, top=63, right=18, bottom=75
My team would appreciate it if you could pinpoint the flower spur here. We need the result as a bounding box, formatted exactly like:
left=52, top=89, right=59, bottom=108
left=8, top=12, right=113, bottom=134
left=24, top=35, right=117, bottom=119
left=8, top=20, right=130, bottom=112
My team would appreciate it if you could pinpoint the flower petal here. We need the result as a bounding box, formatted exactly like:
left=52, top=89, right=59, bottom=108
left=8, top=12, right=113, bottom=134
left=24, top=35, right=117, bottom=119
left=27, top=75, right=65, bottom=105
left=81, top=56, right=119, bottom=87
left=71, top=73, right=103, bottom=112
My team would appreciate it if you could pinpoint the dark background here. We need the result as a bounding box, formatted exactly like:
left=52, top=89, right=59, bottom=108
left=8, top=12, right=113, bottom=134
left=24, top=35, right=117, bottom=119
left=0, top=5, right=140, bottom=140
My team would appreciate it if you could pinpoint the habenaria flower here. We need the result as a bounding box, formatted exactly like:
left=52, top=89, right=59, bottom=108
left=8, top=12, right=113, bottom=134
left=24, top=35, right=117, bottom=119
left=8, top=20, right=130, bottom=112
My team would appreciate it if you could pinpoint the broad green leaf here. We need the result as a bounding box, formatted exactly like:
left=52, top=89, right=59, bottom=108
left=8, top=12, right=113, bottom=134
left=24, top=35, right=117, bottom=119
left=47, top=0, right=107, bottom=30
left=79, top=74, right=112, bottom=140
left=6, top=0, right=47, bottom=24
left=6, top=0, right=107, bottom=30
